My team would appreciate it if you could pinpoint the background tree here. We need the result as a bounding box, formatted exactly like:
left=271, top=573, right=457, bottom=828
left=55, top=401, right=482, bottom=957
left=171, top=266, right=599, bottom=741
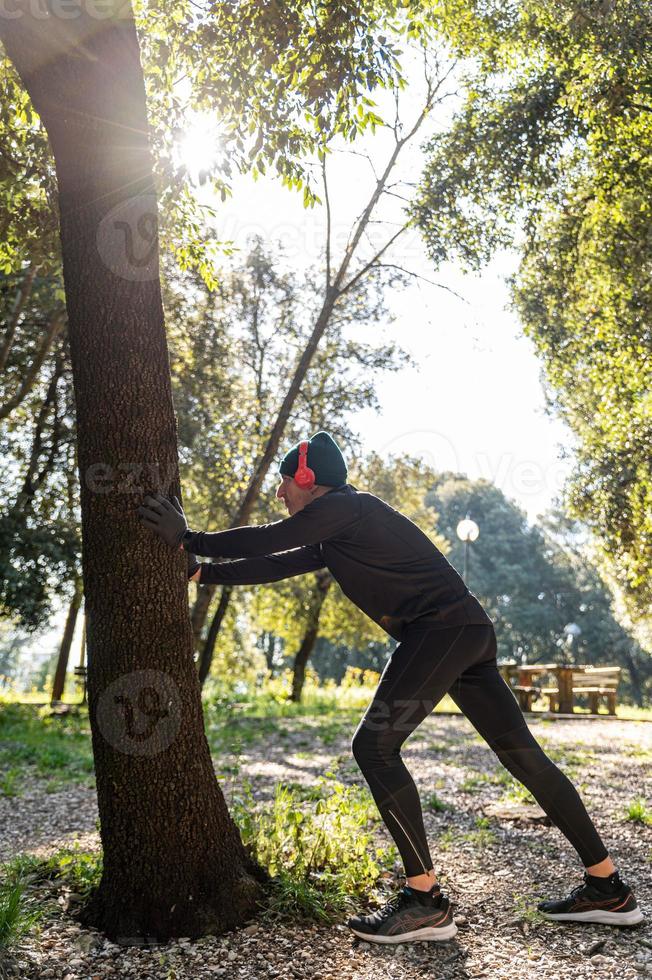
left=0, top=318, right=78, bottom=629
left=50, top=574, right=82, bottom=704
left=426, top=473, right=650, bottom=702
left=411, top=0, right=652, bottom=638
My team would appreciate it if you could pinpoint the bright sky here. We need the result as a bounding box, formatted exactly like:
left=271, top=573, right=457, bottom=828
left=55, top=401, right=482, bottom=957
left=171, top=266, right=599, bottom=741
left=180, top=97, right=576, bottom=527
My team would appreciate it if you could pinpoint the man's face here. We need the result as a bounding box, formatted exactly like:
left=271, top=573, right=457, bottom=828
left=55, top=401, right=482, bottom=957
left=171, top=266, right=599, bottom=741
left=276, top=474, right=314, bottom=516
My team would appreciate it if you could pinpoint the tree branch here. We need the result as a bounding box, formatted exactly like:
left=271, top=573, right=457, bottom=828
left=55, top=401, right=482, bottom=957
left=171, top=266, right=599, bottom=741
left=0, top=310, right=65, bottom=421
left=338, top=225, right=408, bottom=297
left=0, top=266, right=36, bottom=373
left=337, top=147, right=380, bottom=182
left=8, top=353, right=64, bottom=516
left=333, top=94, right=433, bottom=291
left=374, top=263, right=469, bottom=303
left=322, top=151, right=332, bottom=290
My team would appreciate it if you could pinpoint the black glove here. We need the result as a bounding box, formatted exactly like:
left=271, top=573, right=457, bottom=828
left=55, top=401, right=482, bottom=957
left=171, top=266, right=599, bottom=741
left=138, top=493, right=189, bottom=549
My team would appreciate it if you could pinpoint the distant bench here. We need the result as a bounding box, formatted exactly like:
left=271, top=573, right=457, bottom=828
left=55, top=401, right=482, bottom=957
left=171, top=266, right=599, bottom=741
left=541, top=666, right=620, bottom=715
left=500, top=663, right=620, bottom=714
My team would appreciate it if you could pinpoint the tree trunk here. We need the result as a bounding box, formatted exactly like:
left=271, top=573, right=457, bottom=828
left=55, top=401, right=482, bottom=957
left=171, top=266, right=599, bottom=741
left=198, top=585, right=233, bottom=686
left=290, top=571, right=332, bottom=702
left=51, top=576, right=82, bottom=703
left=0, top=2, right=263, bottom=942
left=79, top=607, right=88, bottom=705
left=191, top=582, right=213, bottom=650
left=621, top=648, right=644, bottom=707
left=195, top=296, right=338, bottom=682
left=290, top=623, right=320, bottom=704
left=260, top=630, right=282, bottom=676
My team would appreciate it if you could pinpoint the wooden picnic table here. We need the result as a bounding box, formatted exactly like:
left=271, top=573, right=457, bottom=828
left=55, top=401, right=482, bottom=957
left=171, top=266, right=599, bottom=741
left=500, top=662, right=583, bottom=714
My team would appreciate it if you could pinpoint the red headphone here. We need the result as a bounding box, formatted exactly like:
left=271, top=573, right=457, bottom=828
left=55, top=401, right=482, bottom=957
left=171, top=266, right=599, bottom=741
left=294, top=440, right=316, bottom=489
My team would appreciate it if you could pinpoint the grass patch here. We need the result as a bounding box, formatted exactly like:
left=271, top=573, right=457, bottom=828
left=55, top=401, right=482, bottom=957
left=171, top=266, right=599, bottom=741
left=45, top=846, right=103, bottom=896
left=0, top=878, right=43, bottom=952
left=537, top=742, right=595, bottom=770
left=3, top=844, right=102, bottom=899
left=458, top=765, right=540, bottom=806
left=461, top=817, right=497, bottom=848
left=205, top=708, right=358, bottom=758
left=436, top=828, right=457, bottom=851
left=622, top=744, right=652, bottom=762
left=0, top=702, right=94, bottom=793
left=0, top=854, right=55, bottom=954
left=499, top=779, right=537, bottom=806
left=460, top=772, right=493, bottom=793
left=425, top=791, right=450, bottom=812
left=625, top=798, right=652, bottom=826
left=0, top=768, right=21, bottom=798
left=0, top=845, right=101, bottom=955
left=512, top=892, right=548, bottom=925
left=462, top=828, right=496, bottom=848
left=202, top=674, right=463, bottom=747
left=231, top=772, right=391, bottom=923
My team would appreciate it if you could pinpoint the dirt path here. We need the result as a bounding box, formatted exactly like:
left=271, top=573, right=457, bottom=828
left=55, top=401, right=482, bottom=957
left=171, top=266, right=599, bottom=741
left=2, top=712, right=651, bottom=979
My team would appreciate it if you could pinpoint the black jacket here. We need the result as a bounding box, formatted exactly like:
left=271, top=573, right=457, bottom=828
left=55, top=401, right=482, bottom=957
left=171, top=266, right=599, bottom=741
left=186, top=484, right=493, bottom=641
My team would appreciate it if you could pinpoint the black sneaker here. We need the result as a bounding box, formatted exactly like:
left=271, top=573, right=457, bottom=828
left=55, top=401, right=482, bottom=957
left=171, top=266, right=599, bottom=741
left=538, top=870, right=644, bottom=926
left=347, top=883, right=458, bottom=944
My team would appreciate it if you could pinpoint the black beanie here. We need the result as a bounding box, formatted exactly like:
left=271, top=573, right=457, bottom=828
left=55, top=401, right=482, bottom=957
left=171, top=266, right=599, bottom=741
left=279, top=431, right=348, bottom=487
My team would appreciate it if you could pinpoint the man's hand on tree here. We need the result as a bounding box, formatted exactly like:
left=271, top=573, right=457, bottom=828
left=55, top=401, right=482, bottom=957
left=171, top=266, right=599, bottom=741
left=138, top=493, right=190, bottom=549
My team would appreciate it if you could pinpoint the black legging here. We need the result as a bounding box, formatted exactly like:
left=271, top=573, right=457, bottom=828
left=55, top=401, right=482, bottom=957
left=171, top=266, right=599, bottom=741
left=351, top=623, right=609, bottom=877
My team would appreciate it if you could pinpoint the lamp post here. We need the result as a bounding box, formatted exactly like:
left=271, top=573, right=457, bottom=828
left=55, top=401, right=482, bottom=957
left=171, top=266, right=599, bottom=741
left=563, top=622, right=582, bottom=665
left=557, top=622, right=581, bottom=713
left=456, top=515, right=480, bottom=584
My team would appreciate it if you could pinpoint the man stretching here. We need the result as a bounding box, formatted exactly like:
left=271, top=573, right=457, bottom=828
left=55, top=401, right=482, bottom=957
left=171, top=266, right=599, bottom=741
left=138, top=431, right=643, bottom=943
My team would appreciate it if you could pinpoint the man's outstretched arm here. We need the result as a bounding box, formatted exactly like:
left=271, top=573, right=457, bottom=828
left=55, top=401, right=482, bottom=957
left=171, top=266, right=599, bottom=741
left=138, top=491, right=357, bottom=559
left=192, top=545, right=326, bottom=585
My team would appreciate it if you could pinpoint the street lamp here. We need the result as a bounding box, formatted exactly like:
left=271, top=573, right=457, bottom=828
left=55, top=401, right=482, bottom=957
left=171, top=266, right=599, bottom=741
left=563, top=622, right=581, bottom=664
left=456, top=515, right=479, bottom=583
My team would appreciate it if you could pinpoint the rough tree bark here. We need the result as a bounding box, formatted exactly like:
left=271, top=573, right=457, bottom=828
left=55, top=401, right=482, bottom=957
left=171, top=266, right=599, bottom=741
left=0, top=1, right=263, bottom=942
left=51, top=575, right=82, bottom=703
left=290, top=571, right=332, bottom=703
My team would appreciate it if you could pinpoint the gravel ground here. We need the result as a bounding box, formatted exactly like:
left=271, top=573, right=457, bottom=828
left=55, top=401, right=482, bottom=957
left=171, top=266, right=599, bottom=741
left=2, top=711, right=651, bottom=980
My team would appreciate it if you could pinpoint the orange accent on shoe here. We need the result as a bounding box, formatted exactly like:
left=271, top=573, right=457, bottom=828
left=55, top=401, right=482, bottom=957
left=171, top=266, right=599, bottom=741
left=606, top=894, right=635, bottom=913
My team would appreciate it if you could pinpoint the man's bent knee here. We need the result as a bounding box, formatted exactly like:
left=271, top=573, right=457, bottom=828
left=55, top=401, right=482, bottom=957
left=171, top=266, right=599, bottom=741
left=351, top=724, right=397, bottom=773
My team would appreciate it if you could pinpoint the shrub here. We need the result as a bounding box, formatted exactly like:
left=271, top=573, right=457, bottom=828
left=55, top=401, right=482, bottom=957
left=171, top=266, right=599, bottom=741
left=0, top=861, right=45, bottom=953
left=625, top=798, right=652, bottom=826
left=232, top=773, right=391, bottom=922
